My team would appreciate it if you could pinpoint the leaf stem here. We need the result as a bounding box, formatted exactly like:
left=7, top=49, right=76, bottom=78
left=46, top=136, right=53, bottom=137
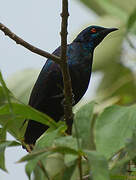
left=78, top=156, right=83, bottom=180
left=38, top=161, right=50, bottom=180
left=23, top=143, right=49, bottom=179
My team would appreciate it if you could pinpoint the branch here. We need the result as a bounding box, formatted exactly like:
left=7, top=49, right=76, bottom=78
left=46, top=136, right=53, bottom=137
left=78, top=156, right=83, bottom=180
left=0, top=23, right=60, bottom=64
left=60, top=0, right=73, bottom=134
left=22, top=142, right=50, bottom=179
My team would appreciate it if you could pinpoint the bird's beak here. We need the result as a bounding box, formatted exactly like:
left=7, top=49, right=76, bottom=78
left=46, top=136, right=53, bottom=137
left=106, top=28, right=118, bottom=33
left=101, top=27, right=118, bottom=35
left=93, top=27, right=118, bottom=48
left=98, top=27, right=118, bottom=41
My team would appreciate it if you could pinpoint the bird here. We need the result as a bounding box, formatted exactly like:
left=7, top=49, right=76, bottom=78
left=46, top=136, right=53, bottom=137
left=24, top=25, right=118, bottom=146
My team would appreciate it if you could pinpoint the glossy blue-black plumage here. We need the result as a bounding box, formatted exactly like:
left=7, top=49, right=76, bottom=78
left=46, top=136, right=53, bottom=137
left=24, top=26, right=118, bottom=145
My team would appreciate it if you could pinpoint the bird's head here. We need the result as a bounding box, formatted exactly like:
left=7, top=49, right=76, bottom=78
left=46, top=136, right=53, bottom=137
left=73, top=25, right=118, bottom=49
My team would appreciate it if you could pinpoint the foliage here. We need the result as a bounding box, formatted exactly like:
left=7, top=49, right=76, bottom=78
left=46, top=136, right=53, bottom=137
left=1, top=0, right=136, bottom=179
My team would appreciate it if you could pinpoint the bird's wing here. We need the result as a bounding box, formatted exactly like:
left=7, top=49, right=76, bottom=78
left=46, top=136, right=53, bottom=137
left=28, top=46, right=63, bottom=110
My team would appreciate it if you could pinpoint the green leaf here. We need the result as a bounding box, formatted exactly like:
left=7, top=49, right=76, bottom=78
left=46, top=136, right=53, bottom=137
left=0, top=151, right=7, bottom=172
left=0, top=103, right=57, bottom=139
left=0, top=71, right=13, bottom=113
left=51, top=146, right=78, bottom=155
left=54, top=136, right=79, bottom=164
left=19, top=144, right=78, bottom=163
left=0, top=86, right=7, bottom=106
left=0, top=141, right=20, bottom=153
left=29, top=127, right=66, bottom=178
left=25, top=159, right=38, bottom=180
left=95, top=104, right=136, bottom=159
left=25, top=153, right=50, bottom=180
left=0, top=127, right=6, bottom=141
left=0, top=140, right=20, bottom=172
left=35, top=126, right=66, bottom=150
left=0, top=103, right=57, bottom=128
left=45, top=154, right=65, bottom=179
left=0, top=73, right=27, bottom=139
left=85, top=150, right=110, bottom=180
left=19, top=150, right=50, bottom=162
left=0, top=114, right=25, bottom=140
left=55, top=136, right=78, bottom=149
left=0, top=140, right=20, bottom=171
left=127, top=8, right=136, bottom=30
left=33, top=166, right=47, bottom=180
left=111, top=131, right=136, bottom=174
left=62, top=161, right=77, bottom=180
left=74, top=101, right=95, bottom=150
left=0, top=128, right=7, bottom=172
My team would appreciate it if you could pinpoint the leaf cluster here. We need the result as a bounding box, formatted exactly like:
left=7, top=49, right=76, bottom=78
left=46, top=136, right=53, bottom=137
left=1, top=72, right=136, bottom=179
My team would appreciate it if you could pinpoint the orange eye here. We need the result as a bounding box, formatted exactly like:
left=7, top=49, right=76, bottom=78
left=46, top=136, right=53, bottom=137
left=91, top=28, right=96, bottom=33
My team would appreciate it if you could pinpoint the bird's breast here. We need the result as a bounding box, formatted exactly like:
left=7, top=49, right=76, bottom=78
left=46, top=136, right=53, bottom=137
left=69, top=62, right=92, bottom=104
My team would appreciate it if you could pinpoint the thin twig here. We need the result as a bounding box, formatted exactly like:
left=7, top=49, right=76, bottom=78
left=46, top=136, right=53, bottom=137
left=37, top=161, right=50, bottom=180
left=23, top=143, right=49, bottom=179
left=0, top=23, right=60, bottom=64
left=60, top=0, right=73, bottom=134
left=78, top=156, right=83, bottom=180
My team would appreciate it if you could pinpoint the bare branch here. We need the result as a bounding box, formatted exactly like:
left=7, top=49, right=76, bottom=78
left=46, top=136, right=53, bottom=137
left=60, top=0, right=73, bottom=134
left=0, top=23, right=60, bottom=64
